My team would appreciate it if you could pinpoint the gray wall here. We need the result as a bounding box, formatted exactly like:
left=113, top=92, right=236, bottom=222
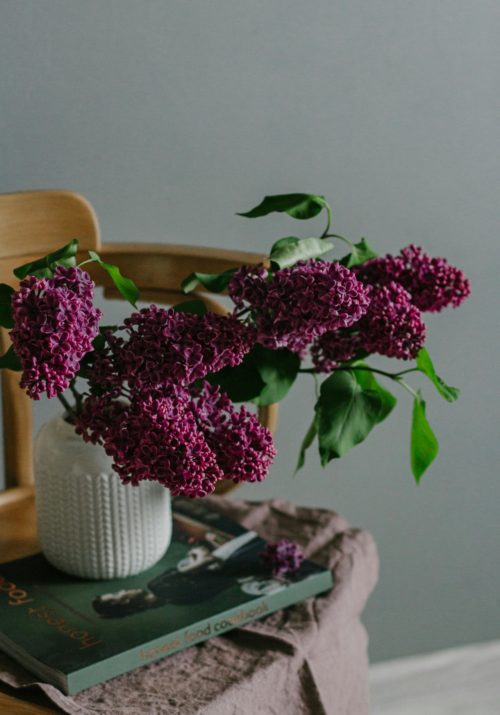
left=1, top=1, right=499, bottom=662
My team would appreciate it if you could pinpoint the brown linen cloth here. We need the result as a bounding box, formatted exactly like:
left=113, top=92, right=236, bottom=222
left=0, top=497, right=378, bottom=715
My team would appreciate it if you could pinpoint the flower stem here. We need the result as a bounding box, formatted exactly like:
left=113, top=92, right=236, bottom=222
left=76, top=258, right=96, bottom=269
left=394, top=379, right=420, bottom=400
left=57, top=392, right=76, bottom=419
left=323, top=233, right=355, bottom=249
left=343, top=365, right=419, bottom=380
left=313, top=373, right=320, bottom=400
left=69, top=381, right=84, bottom=414
left=299, top=364, right=421, bottom=399
left=321, top=205, right=332, bottom=238
left=339, top=365, right=420, bottom=398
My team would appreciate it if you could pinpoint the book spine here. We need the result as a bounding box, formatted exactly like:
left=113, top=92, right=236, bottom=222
left=69, top=570, right=333, bottom=694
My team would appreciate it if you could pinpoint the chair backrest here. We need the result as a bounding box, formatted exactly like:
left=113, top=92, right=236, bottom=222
left=0, top=190, right=277, bottom=506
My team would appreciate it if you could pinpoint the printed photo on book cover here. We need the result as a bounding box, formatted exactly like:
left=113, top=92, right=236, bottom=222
left=92, top=512, right=300, bottom=618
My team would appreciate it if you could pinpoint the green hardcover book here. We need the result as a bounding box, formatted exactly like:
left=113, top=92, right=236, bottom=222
left=0, top=498, right=333, bottom=694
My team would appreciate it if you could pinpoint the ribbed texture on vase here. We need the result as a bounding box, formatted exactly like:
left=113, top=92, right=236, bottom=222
left=34, top=416, right=172, bottom=580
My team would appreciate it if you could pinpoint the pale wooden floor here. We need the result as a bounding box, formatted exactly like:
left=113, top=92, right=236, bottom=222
left=370, top=640, right=500, bottom=714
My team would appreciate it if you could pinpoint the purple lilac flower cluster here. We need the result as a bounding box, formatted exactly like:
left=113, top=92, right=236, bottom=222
left=229, top=260, right=370, bottom=353
left=312, top=282, right=426, bottom=371
left=194, top=383, right=276, bottom=484
left=361, top=282, right=427, bottom=359
left=76, top=382, right=276, bottom=497
left=116, top=305, right=255, bottom=389
left=229, top=264, right=269, bottom=311
left=10, top=267, right=101, bottom=399
left=260, top=539, right=304, bottom=577
left=312, top=244, right=468, bottom=371
left=355, top=244, right=471, bottom=312
left=76, top=387, right=222, bottom=497
left=8, top=234, right=470, bottom=494
left=311, top=330, right=362, bottom=373
left=82, top=306, right=254, bottom=398
left=73, top=305, right=275, bottom=496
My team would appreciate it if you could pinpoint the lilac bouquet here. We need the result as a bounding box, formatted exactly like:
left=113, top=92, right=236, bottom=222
left=0, top=192, right=470, bottom=494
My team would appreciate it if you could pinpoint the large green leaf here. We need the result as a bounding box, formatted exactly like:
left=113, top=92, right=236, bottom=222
left=315, top=370, right=383, bottom=465
left=0, top=284, right=15, bottom=329
left=410, top=394, right=439, bottom=482
left=88, top=251, right=139, bottom=307
left=238, top=193, right=329, bottom=221
left=269, top=236, right=334, bottom=269
left=207, top=344, right=300, bottom=405
left=14, top=239, right=79, bottom=279
left=0, top=345, right=22, bottom=371
left=206, top=356, right=265, bottom=402
left=181, top=269, right=237, bottom=294
left=252, top=345, right=301, bottom=406
left=296, top=417, right=318, bottom=472
left=340, top=238, right=378, bottom=268
left=416, top=347, right=460, bottom=402
left=351, top=365, right=397, bottom=423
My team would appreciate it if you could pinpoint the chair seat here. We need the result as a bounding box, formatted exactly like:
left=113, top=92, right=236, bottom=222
left=0, top=491, right=39, bottom=564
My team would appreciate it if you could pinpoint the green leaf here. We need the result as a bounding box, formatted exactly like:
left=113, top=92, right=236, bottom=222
left=88, top=251, right=139, bottom=307
left=411, top=394, right=439, bottom=482
left=172, top=299, right=208, bottom=315
left=0, top=284, right=15, bottom=329
left=31, top=267, right=55, bottom=278
left=351, top=364, right=397, bottom=423
left=181, top=269, right=237, bottom=294
left=14, top=239, right=79, bottom=279
left=0, top=345, right=22, bottom=371
left=269, top=236, right=334, bottom=269
left=252, top=345, right=301, bottom=406
left=207, top=344, right=299, bottom=404
left=340, top=238, right=378, bottom=268
left=416, top=347, right=460, bottom=402
left=296, top=417, right=318, bottom=472
left=238, top=193, right=329, bottom=221
left=90, top=333, right=106, bottom=353
left=315, top=370, right=383, bottom=465
left=206, top=357, right=266, bottom=402
left=94, top=325, right=117, bottom=350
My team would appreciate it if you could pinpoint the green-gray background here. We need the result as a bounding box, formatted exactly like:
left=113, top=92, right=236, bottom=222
left=1, top=1, right=498, bottom=662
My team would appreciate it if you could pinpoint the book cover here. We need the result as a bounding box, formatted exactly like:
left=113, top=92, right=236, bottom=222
left=0, top=498, right=333, bottom=694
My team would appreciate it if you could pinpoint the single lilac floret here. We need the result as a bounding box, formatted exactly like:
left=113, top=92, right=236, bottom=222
left=260, top=539, right=304, bottom=577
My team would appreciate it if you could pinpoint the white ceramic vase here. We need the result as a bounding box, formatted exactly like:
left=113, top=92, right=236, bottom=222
left=34, top=415, right=172, bottom=580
